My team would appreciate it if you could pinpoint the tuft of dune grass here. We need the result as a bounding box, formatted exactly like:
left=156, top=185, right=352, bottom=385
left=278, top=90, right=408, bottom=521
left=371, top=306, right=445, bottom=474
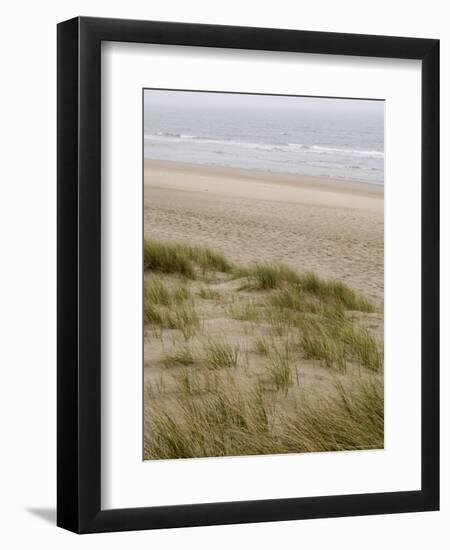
left=276, top=377, right=384, bottom=453
left=144, top=277, right=200, bottom=340
left=203, top=338, right=240, bottom=370
left=198, top=286, right=220, bottom=300
left=144, top=238, right=233, bottom=278
left=144, top=275, right=189, bottom=306
left=265, top=306, right=297, bottom=336
left=228, top=301, right=262, bottom=322
left=296, top=272, right=374, bottom=313
left=254, top=336, right=270, bottom=355
left=188, top=245, right=234, bottom=274
left=236, top=263, right=301, bottom=290
left=236, top=261, right=374, bottom=313
left=144, top=239, right=195, bottom=278
left=144, top=302, right=200, bottom=340
left=296, top=311, right=382, bottom=372
left=340, top=323, right=383, bottom=372
left=267, top=280, right=373, bottom=315
left=144, top=376, right=383, bottom=459
left=166, top=303, right=200, bottom=340
left=298, top=314, right=347, bottom=372
left=144, top=376, right=269, bottom=459
left=172, top=368, right=220, bottom=396
left=264, top=341, right=294, bottom=393
left=163, top=345, right=195, bottom=368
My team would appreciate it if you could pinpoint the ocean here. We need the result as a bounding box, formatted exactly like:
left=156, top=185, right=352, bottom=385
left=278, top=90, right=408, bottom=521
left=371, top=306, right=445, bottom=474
left=143, top=90, right=384, bottom=185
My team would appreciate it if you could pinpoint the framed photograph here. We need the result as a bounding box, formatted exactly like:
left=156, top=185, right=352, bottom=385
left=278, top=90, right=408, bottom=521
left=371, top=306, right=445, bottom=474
left=57, top=17, right=439, bottom=533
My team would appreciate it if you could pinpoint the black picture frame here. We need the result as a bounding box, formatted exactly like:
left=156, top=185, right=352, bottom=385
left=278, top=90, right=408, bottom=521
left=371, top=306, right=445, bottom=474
left=57, top=16, right=439, bottom=533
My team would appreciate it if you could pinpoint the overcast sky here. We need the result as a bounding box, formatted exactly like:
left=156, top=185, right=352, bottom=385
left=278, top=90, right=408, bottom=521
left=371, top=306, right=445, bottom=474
left=144, top=89, right=384, bottom=118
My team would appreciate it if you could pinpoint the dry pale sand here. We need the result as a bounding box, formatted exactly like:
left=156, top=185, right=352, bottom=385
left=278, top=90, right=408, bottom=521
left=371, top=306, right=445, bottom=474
left=144, top=159, right=384, bottom=306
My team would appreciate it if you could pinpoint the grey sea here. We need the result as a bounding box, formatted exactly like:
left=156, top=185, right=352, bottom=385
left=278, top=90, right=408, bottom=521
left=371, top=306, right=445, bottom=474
left=144, top=90, right=384, bottom=185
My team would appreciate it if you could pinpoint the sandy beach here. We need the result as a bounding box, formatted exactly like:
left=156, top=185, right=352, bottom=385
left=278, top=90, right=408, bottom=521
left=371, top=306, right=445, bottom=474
left=143, top=159, right=384, bottom=459
left=144, top=159, right=384, bottom=306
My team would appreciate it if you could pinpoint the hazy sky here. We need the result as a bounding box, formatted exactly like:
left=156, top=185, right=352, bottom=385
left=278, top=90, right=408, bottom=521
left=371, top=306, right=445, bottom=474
left=144, top=89, right=384, bottom=119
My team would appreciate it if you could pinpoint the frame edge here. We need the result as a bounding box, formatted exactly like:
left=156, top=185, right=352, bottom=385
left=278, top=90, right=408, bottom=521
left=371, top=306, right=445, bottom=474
left=420, top=39, right=440, bottom=512
left=57, top=16, right=81, bottom=533
left=57, top=17, right=440, bottom=533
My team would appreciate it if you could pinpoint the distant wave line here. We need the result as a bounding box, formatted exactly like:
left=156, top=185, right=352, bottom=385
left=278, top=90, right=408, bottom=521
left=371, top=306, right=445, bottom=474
left=144, top=132, right=384, bottom=158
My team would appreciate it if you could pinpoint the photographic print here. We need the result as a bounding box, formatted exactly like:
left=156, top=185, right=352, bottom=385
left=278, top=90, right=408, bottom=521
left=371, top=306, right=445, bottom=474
left=143, top=89, right=384, bottom=460
left=57, top=17, right=439, bottom=531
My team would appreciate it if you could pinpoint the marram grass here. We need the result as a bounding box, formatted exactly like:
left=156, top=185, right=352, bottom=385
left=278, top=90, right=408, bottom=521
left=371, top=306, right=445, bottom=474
left=143, top=237, right=384, bottom=460
left=236, top=263, right=301, bottom=290
left=144, top=238, right=233, bottom=278
left=296, top=312, right=382, bottom=372
left=203, top=338, right=240, bottom=370
left=144, top=280, right=200, bottom=340
left=144, top=376, right=383, bottom=459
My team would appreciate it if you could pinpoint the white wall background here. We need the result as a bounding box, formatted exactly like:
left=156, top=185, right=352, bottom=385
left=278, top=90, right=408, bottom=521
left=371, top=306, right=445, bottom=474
left=0, top=0, right=447, bottom=547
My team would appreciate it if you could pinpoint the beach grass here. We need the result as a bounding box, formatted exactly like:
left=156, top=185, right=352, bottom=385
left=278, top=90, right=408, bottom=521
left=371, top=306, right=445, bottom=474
left=198, top=286, right=220, bottom=300
left=264, top=341, right=294, bottom=392
left=297, top=272, right=374, bottom=312
left=144, top=239, right=196, bottom=278
left=276, top=377, right=384, bottom=453
left=203, top=338, right=240, bottom=370
left=144, top=238, right=233, bottom=279
left=172, top=367, right=223, bottom=396
left=144, top=300, right=199, bottom=340
left=189, top=245, right=234, bottom=274
left=144, top=376, right=383, bottom=459
left=298, top=314, right=348, bottom=372
left=144, top=275, right=190, bottom=306
left=163, top=345, right=196, bottom=368
left=254, top=336, right=270, bottom=355
left=143, top=237, right=383, bottom=459
left=236, top=263, right=301, bottom=290
left=296, top=311, right=382, bottom=372
left=229, top=301, right=262, bottom=322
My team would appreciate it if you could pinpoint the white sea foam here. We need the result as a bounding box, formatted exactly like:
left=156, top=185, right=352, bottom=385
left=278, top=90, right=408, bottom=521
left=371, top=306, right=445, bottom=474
left=143, top=93, right=385, bottom=184
left=145, top=133, right=384, bottom=159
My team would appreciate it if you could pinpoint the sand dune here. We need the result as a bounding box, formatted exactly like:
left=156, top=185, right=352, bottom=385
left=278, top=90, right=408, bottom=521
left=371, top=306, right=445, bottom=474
left=143, top=160, right=384, bottom=459
left=144, top=159, right=384, bottom=306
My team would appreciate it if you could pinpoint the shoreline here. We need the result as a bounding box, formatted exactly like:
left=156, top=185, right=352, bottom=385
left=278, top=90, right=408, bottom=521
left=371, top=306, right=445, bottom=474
left=144, top=158, right=384, bottom=199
